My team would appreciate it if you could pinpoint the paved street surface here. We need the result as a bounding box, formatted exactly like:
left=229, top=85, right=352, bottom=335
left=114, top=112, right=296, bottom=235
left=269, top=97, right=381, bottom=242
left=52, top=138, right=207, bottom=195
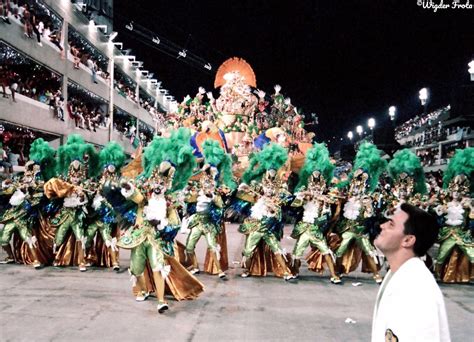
left=1, top=224, right=473, bottom=341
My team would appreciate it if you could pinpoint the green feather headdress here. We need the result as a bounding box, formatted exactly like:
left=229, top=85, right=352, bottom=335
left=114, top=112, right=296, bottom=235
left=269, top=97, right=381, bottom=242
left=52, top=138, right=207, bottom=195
left=388, top=149, right=426, bottom=194
left=242, top=143, right=288, bottom=184
left=142, top=136, right=167, bottom=178
left=56, top=134, right=99, bottom=178
left=167, top=128, right=196, bottom=191
left=443, top=147, right=474, bottom=193
left=142, top=128, right=196, bottom=191
left=351, top=142, right=387, bottom=193
left=296, top=142, right=334, bottom=190
left=99, top=142, right=126, bottom=170
left=202, top=139, right=236, bottom=190
left=29, top=138, right=56, bottom=181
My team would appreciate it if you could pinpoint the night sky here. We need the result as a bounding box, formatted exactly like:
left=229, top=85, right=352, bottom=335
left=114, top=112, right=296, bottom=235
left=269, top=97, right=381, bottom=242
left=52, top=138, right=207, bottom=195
left=114, top=0, right=474, bottom=149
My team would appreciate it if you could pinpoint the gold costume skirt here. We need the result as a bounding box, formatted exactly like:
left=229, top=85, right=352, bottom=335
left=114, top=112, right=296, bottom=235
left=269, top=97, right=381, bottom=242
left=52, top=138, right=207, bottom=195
left=175, top=224, right=229, bottom=274
left=132, top=257, right=205, bottom=301
left=247, top=240, right=292, bottom=277
left=439, top=247, right=474, bottom=283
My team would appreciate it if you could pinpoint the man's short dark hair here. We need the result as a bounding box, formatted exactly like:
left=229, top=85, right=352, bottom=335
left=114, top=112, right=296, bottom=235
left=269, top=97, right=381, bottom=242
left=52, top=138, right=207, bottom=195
left=400, top=203, right=439, bottom=257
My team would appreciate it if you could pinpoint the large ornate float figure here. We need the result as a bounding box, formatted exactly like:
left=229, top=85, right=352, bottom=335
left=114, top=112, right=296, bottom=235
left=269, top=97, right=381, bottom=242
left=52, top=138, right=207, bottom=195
left=44, top=135, right=99, bottom=272
left=290, top=143, right=341, bottom=283
left=184, top=139, right=235, bottom=278
left=214, top=58, right=258, bottom=132
left=0, top=138, right=56, bottom=268
left=334, top=142, right=386, bottom=283
left=435, top=148, right=473, bottom=283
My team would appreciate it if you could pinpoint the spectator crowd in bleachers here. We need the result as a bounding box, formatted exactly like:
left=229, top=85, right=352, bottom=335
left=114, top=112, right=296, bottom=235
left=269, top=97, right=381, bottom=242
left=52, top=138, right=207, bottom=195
left=402, top=124, right=470, bottom=148
left=395, top=106, right=449, bottom=140
left=0, top=42, right=62, bottom=106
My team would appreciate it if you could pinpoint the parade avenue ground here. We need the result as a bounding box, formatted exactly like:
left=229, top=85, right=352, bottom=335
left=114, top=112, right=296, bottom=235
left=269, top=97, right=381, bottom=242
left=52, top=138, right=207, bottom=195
left=1, top=224, right=473, bottom=341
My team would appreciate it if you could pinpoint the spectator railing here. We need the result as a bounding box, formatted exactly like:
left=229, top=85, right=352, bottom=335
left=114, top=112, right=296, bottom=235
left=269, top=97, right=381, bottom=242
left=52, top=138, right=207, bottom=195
left=1, top=93, right=137, bottom=155
left=395, top=106, right=450, bottom=142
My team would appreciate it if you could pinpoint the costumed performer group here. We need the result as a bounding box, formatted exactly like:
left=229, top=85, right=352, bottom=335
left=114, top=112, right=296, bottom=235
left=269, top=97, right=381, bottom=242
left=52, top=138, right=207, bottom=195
left=1, top=58, right=472, bottom=315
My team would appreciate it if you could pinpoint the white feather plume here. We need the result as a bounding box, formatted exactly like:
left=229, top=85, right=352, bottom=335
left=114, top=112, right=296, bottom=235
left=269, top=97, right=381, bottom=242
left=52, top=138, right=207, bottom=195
left=9, top=189, right=26, bottom=206
left=143, top=196, right=168, bottom=228
left=445, top=201, right=464, bottom=226
left=92, top=194, right=104, bottom=210
left=196, top=193, right=213, bottom=213
left=251, top=198, right=270, bottom=220
left=64, top=193, right=86, bottom=208
left=302, top=200, right=319, bottom=224
left=343, top=198, right=361, bottom=220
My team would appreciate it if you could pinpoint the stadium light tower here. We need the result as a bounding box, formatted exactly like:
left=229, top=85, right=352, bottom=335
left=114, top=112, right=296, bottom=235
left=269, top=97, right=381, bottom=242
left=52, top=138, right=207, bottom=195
left=419, top=87, right=429, bottom=114
left=419, top=88, right=429, bottom=105
left=347, top=131, right=353, bottom=140
left=368, top=118, right=375, bottom=130
left=389, top=106, right=396, bottom=121
left=469, top=60, right=474, bottom=81
left=356, top=125, right=363, bottom=137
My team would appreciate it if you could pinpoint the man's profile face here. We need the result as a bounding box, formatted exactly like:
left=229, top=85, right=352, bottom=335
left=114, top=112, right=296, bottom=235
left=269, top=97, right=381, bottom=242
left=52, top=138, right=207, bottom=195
left=375, top=209, right=410, bottom=254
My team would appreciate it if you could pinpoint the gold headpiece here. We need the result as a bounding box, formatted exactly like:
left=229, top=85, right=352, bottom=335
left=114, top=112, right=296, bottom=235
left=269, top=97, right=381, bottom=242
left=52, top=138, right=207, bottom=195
left=394, top=172, right=415, bottom=198
left=22, top=161, right=41, bottom=184
left=67, top=159, right=87, bottom=184
left=307, top=170, right=327, bottom=192
left=148, top=161, right=176, bottom=193
left=199, top=164, right=218, bottom=194
left=349, top=169, right=369, bottom=196
left=448, top=174, right=469, bottom=196
left=260, top=168, right=285, bottom=198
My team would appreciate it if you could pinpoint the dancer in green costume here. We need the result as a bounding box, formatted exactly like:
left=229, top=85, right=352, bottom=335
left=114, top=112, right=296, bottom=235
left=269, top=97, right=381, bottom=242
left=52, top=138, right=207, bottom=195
left=334, top=143, right=386, bottom=283
left=434, top=148, right=473, bottom=282
left=290, top=143, right=341, bottom=283
left=184, top=139, right=235, bottom=278
left=118, top=128, right=202, bottom=313
left=85, top=142, right=126, bottom=270
left=0, top=138, right=56, bottom=268
left=387, top=148, right=427, bottom=211
left=44, top=134, right=99, bottom=272
left=238, top=143, right=293, bottom=280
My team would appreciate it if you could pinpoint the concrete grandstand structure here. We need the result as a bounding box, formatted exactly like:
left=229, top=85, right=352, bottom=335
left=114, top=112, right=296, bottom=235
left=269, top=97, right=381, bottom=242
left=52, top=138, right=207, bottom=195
left=0, top=0, right=171, bottom=170
left=395, top=105, right=474, bottom=172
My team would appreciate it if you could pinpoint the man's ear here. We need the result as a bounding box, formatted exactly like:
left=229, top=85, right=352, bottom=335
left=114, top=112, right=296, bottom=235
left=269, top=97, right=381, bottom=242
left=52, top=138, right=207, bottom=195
left=402, top=235, right=416, bottom=249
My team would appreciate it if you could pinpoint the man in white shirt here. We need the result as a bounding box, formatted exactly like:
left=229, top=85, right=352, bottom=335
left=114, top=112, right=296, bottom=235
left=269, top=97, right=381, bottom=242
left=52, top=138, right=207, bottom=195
left=372, top=203, right=450, bottom=342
